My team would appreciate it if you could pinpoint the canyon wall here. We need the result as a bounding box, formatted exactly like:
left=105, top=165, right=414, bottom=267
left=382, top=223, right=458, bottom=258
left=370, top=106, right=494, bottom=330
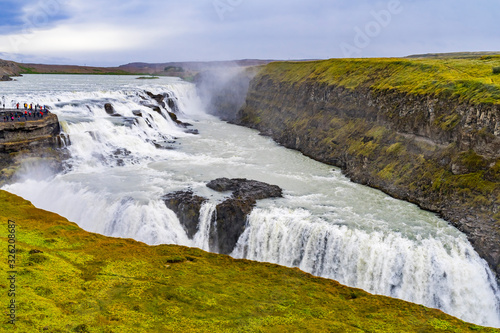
left=202, top=58, right=500, bottom=277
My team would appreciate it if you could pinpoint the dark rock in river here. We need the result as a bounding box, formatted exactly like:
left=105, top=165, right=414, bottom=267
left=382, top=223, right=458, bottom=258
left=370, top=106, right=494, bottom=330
left=207, top=178, right=283, bottom=200
left=104, top=103, right=114, bottom=115
left=146, top=91, right=166, bottom=108
left=163, top=178, right=283, bottom=254
left=163, top=191, right=207, bottom=239
left=209, top=178, right=283, bottom=254
left=104, top=103, right=122, bottom=117
left=1, top=75, right=13, bottom=81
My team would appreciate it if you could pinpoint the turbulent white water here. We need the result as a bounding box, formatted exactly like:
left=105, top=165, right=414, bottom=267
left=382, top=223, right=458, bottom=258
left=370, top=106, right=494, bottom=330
left=1, top=74, right=500, bottom=327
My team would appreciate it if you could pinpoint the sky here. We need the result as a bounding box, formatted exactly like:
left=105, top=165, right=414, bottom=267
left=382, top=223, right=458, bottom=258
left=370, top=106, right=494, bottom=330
left=0, top=0, right=499, bottom=66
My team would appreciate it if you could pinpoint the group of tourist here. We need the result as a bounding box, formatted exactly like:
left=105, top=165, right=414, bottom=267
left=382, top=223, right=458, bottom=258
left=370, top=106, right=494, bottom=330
left=1, top=102, right=50, bottom=122
left=17, top=102, right=49, bottom=112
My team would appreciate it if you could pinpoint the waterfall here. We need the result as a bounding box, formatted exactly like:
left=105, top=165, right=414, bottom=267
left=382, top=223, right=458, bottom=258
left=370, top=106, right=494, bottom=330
left=193, top=202, right=217, bottom=251
left=232, top=207, right=500, bottom=327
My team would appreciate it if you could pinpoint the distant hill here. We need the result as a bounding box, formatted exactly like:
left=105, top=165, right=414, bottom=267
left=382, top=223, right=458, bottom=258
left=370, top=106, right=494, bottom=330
left=0, top=59, right=21, bottom=76
left=119, top=59, right=276, bottom=72
left=0, top=58, right=276, bottom=80
left=118, top=59, right=277, bottom=81
left=407, top=51, right=500, bottom=59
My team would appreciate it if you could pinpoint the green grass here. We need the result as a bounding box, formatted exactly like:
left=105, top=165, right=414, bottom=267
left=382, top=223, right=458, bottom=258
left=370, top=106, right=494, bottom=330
left=262, top=56, right=500, bottom=104
left=0, top=190, right=497, bottom=332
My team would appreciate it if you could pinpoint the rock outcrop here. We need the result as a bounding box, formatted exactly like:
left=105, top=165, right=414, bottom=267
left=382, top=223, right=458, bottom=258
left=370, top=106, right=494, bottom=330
left=0, top=113, right=61, bottom=152
left=233, top=62, right=500, bottom=277
left=207, top=178, right=282, bottom=254
left=1, top=74, right=13, bottom=81
left=163, top=191, right=207, bottom=239
left=0, top=113, right=64, bottom=184
left=163, top=178, right=282, bottom=254
left=0, top=59, right=21, bottom=77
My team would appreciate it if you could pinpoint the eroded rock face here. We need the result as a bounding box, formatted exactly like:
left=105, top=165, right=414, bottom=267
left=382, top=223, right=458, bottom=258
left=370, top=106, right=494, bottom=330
left=208, top=178, right=282, bottom=254
left=163, top=178, right=282, bottom=254
left=0, top=113, right=65, bottom=185
left=163, top=191, right=207, bottom=239
left=1, top=75, right=13, bottom=81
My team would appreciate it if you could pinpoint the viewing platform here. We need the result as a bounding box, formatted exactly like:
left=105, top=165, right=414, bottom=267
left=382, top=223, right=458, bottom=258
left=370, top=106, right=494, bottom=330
left=0, top=109, right=60, bottom=153
left=1, top=108, right=50, bottom=123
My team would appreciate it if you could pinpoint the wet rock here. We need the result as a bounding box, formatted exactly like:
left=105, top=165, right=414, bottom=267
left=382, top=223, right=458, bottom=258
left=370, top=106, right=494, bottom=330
left=104, top=103, right=114, bottom=115
left=207, top=178, right=283, bottom=200
left=163, top=191, right=207, bottom=238
left=207, top=178, right=282, bottom=254
left=146, top=91, right=166, bottom=108
left=184, top=129, right=199, bottom=135
left=104, top=103, right=121, bottom=117
left=1, top=75, right=13, bottom=81
left=164, top=178, right=282, bottom=254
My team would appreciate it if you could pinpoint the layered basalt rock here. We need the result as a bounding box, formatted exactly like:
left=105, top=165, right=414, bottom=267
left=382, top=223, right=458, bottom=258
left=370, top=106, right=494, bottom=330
left=0, top=113, right=64, bottom=184
left=0, top=113, right=61, bottom=153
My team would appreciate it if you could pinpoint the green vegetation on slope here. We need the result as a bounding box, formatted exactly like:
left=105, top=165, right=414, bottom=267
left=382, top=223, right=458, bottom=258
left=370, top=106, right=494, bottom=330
left=0, top=190, right=497, bottom=332
left=264, top=56, right=500, bottom=104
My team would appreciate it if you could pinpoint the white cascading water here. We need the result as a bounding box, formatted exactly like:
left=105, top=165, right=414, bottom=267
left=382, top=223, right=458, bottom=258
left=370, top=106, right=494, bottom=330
left=1, top=74, right=500, bottom=327
left=193, top=202, right=217, bottom=252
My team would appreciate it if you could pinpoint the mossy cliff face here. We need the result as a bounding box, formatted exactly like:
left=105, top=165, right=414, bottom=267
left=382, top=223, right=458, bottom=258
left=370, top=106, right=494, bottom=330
left=1, top=190, right=497, bottom=332
left=236, top=59, right=500, bottom=278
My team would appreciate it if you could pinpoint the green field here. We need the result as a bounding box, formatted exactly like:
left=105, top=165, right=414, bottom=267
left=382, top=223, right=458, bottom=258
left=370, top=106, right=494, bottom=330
left=263, top=55, right=500, bottom=104
left=0, top=190, right=498, bottom=332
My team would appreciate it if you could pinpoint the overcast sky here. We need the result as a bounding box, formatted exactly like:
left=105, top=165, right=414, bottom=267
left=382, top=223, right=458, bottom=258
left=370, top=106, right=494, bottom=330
left=0, top=0, right=498, bottom=66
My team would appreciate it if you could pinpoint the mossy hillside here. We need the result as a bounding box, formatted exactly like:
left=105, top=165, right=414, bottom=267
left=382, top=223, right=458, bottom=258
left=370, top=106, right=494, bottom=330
left=263, top=56, right=500, bottom=104
left=0, top=190, right=496, bottom=332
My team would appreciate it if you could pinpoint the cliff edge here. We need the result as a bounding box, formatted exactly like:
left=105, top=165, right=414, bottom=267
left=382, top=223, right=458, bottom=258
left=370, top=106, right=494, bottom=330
left=230, top=57, right=500, bottom=277
left=0, top=113, right=63, bottom=184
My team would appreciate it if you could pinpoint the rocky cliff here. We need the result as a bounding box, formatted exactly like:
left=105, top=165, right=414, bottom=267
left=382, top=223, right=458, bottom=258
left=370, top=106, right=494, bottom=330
left=206, top=58, right=500, bottom=277
left=0, top=59, right=21, bottom=77
left=0, top=113, right=64, bottom=184
left=164, top=178, right=283, bottom=254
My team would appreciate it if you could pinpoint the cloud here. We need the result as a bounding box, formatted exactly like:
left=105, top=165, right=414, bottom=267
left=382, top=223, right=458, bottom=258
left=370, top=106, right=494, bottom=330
left=0, top=0, right=498, bottom=65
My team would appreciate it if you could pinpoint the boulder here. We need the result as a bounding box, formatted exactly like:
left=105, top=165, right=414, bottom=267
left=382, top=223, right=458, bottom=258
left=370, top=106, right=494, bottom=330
left=163, top=191, right=207, bottom=238
left=207, top=178, right=283, bottom=200
left=163, top=178, right=282, bottom=254
left=1, top=75, right=13, bottom=81
left=145, top=91, right=166, bottom=108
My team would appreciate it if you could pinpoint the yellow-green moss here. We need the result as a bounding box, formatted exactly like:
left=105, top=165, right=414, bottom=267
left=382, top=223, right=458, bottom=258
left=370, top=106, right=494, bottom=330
left=262, top=56, right=500, bottom=104
left=1, top=190, right=498, bottom=332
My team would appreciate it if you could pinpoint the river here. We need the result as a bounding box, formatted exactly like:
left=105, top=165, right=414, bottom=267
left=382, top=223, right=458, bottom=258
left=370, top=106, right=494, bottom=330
left=1, top=74, right=499, bottom=327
